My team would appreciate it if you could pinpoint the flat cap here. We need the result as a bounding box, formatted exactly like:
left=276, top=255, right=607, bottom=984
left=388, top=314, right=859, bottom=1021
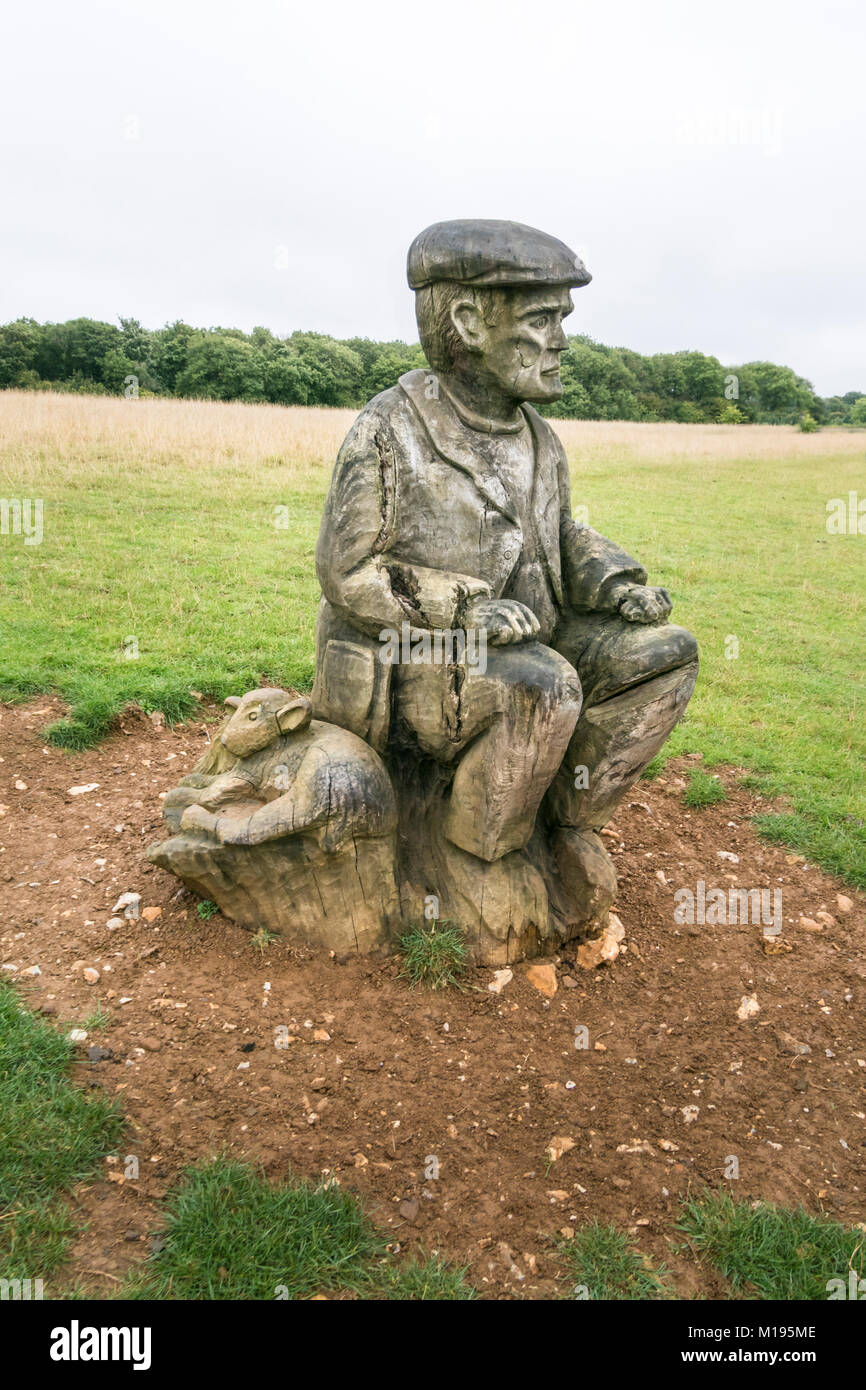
left=407, top=219, right=591, bottom=291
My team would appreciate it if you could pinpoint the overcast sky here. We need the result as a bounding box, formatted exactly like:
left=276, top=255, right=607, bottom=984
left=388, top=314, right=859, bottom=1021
left=2, top=0, right=864, bottom=394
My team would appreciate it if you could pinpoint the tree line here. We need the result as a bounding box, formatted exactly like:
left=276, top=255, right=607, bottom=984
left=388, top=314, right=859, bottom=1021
left=1, top=315, right=863, bottom=426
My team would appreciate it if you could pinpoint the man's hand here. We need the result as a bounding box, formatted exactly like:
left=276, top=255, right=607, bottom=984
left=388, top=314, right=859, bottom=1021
left=614, top=584, right=673, bottom=624
left=465, top=596, right=541, bottom=645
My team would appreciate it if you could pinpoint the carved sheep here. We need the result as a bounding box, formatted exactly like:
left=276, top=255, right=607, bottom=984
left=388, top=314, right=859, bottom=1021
left=177, top=688, right=396, bottom=850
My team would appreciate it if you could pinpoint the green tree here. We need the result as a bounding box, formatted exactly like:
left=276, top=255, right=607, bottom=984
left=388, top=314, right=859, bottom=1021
left=175, top=333, right=266, bottom=401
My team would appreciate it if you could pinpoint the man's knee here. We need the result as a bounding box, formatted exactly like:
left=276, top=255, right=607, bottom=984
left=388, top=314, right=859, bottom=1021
left=565, top=620, right=697, bottom=705
left=485, top=640, right=583, bottom=712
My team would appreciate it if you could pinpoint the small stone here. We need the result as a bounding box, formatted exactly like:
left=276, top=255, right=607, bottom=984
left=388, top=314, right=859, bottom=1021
left=777, top=1031, right=811, bottom=1056
left=525, top=962, right=558, bottom=997
left=140, top=1036, right=162, bottom=1052
left=681, top=1105, right=700, bottom=1123
left=763, top=936, right=793, bottom=956
left=14, top=779, right=28, bottom=791
left=799, top=916, right=822, bottom=932
left=113, top=892, right=141, bottom=920
left=816, top=911, right=835, bottom=927
left=141, top=906, right=162, bottom=923
left=545, top=1135, right=575, bottom=1163
left=312, top=1029, right=331, bottom=1042
left=398, top=1199, right=419, bottom=1224
left=20, top=964, right=42, bottom=977
left=737, top=993, right=760, bottom=1020
left=836, top=894, right=854, bottom=915
left=106, top=917, right=124, bottom=930
left=83, top=967, right=100, bottom=984
left=717, top=851, right=739, bottom=863
left=67, top=783, right=99, bottom=796
left=488, top=968, right=513, bottom=995
left=562, top=975, right=579, bottom=989
left=607, top=912, right=626, bottom=943
left=67, top=1029, right=88, bottom=1043
left=87, top=1045, right=113, bottom=1062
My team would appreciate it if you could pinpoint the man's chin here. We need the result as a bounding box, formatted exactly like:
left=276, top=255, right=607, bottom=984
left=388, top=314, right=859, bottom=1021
left=523, top=374, right=562, bottom=403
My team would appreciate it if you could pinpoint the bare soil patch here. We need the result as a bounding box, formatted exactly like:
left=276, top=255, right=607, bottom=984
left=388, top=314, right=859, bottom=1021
left=1, top=698, right=864, bottom=1298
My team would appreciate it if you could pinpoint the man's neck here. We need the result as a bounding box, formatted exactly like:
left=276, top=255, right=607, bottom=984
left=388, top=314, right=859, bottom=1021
left=437, top=371, right=525, bottom=433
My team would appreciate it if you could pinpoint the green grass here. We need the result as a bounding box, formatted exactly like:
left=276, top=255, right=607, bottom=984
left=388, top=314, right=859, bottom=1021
left=1, top=400, right=864, bottom=883
left=0, top=406, right=325, bottom=744
left=570, top=438, right=865, bottom=884
left=559, top=1221, right=673, bottom=1299
left=124, top=1156, right=475, bottom=1300
left=0, top=982, right=123, bottom=1285
left=196, top=899, right=220, bottom=920
left=399, top=920, right=468, bottom=990
left=683, top=767, right=728, bottom=808
left=250, top=926, right=278, bottom=953
left=678, top=1190, right=866, bottom=1300
left=80, top=1000, right=112, bottom=1032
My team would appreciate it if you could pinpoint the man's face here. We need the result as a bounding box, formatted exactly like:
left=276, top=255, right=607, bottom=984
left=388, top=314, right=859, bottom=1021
left=456, top=285, right=574, bottom=404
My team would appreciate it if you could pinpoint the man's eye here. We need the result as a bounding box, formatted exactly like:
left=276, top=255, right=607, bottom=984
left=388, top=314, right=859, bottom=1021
left=531, top=316, right=548, bottom=329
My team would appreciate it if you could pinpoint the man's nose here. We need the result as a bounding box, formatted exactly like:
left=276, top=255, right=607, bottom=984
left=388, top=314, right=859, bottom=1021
left=550, top=321, right=568, bottom=350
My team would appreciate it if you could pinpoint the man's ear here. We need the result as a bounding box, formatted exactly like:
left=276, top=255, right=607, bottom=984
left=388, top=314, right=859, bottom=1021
left=224, top=696, right=242, bottom=709
left=449, top=297, right=488, bottom=353
left=275, top=697, right=312, bottom=734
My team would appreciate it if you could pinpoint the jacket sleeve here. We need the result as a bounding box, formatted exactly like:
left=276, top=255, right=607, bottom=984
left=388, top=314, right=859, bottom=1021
left=315, top=407, right=490, bottom=637
left=554, top=435, right=647, bottom=612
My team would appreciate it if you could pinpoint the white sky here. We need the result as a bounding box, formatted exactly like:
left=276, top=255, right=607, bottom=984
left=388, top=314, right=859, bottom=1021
left=1, top=0, right=864, bottom=395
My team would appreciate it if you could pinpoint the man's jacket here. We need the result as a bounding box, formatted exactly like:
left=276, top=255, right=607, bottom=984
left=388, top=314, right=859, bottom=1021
left=312, top=369, right=645, bottom=751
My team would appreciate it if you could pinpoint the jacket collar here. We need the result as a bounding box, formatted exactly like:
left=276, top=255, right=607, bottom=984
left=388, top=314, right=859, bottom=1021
left=399, top=370, right=519, bottom=522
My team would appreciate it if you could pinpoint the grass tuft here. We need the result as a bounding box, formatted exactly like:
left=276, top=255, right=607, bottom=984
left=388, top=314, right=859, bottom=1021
left=683, top=767, right=727, bottom=808
left=124, top=1156, right=474, bottom=1300
left=399, top=920, right=468, bottom=990
left=558, top=1221, right=673, bottom=1299
left=250, top=926, right=278, bottom=953
left=677, top=1190, right=866, bottom=1300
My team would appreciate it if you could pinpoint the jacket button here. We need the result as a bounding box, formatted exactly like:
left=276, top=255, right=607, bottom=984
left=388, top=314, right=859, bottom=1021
left=504, top=549, right=514, bottom=561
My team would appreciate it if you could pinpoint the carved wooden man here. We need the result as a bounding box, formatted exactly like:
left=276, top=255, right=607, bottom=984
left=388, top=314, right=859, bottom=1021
left=313, top=220, right=698, bottom=946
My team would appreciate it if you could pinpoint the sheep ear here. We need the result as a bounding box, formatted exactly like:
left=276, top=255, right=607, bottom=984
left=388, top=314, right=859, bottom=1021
left=224, top=696, right=242, bottom=709
left=276, top=698, right=312, bottom=733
